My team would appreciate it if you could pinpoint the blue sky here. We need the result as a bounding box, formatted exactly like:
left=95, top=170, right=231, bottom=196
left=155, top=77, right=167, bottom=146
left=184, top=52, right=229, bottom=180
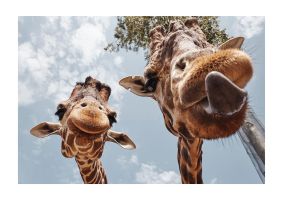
left=18, top=16, right=265, bottom=184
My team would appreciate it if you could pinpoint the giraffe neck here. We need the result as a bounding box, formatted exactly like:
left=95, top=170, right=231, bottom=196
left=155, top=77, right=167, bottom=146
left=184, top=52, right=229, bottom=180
left=75, top=156, right=107, bottom=184
left=177, top=136, right=203, bottom=184
left=59, top=127, right=108, bottom=184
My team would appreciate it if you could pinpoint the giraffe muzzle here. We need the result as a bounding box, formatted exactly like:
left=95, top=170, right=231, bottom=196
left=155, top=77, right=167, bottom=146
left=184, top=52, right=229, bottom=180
left=178, top=49, right=253, bottom=109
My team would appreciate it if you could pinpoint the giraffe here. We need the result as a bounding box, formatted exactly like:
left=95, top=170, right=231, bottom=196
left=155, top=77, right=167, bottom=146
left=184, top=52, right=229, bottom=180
left=30, top=76, right=136, bottom=184
left=119, top=18, right=253, bottom=184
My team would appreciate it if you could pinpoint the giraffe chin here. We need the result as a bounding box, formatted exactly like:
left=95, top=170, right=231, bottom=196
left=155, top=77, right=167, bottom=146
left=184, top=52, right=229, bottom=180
left=187, top=98, right=247, bottom=140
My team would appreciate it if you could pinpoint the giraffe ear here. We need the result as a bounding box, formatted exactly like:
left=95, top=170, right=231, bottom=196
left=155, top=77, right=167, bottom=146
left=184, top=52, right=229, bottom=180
left=218, top=37, right=245, bottom=50
left=106, top=130, right=136, bottom=150
left=119, top=76, right=154, bottom=97
left=30, top=122, right=61, bottom=138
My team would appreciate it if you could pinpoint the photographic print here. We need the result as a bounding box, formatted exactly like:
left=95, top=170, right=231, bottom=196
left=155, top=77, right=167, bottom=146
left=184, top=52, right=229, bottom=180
left=18, top=16, right=265, bottom=184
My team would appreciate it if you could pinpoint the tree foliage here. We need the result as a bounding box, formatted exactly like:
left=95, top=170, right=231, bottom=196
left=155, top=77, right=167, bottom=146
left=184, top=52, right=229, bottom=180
left=105, top=16, right=229, bottom=59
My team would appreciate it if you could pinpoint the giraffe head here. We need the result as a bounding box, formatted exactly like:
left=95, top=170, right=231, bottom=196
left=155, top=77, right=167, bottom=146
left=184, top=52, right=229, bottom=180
left=119, top=18, right=253, bottom=140
left=31, top=76, right=136, bottom=160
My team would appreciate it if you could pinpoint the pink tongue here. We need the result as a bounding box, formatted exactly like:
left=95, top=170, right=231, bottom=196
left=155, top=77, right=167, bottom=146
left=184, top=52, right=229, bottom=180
left=202, top=71, right=247, bottom=115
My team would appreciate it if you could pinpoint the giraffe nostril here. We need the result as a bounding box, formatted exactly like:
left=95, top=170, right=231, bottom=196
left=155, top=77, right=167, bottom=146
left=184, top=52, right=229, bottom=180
left=81, top=103, right=87, bottom=107
left=99, top=106, right=103, bottom=110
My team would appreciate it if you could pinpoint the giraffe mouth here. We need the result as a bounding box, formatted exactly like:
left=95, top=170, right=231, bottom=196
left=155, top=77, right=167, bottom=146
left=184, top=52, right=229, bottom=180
left=68, top=108, right=111, bottom=135
left=178, top=49, right=253, bottom=115
left=184, top=72, right=249, bottom=139
left=67, top=118, right=110, bottom=135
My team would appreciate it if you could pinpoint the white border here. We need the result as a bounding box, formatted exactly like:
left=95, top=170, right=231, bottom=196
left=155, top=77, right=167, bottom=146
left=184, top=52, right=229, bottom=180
left=1, top=0, right=282, bottom=199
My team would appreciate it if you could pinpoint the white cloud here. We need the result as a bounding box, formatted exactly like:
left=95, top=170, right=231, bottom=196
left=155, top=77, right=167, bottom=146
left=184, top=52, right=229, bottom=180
left=130, top=155, right=139, bottom=165
left=18, top=80, right=35, bottom=105
left=209, top=177, right=219, bottom=184
left=41, top=33, right=57, bottom=55
left=31, top=137, right=50, bottom=156
left=116, top=154, right=139, bottom=168
left=18, top=41, right=55, bottom=106
left=114, top=56, right=123, bottom=67
left=57, top=164, right=82, bottom=184
left=60, top=17, right=72, bottom=31
left=18, top=42, right=36, bottom=74
left=18, top=17, right=125, bottom=108
left=116, top=154, right=180, bottom=184
left=235, top=17, right=265, bottom=39
left=136, top=163, right=180, bottom=184
left=18, top=42, right=54, bottom=83
left=75, top=16, right=111, bottom=30
left=71, top=22, right=106, bottom=65
left=42, top=17, right=60, bottom=32
left=116, top=155, right=128, bottom=167
left=47, top=81, right=59, bottom=96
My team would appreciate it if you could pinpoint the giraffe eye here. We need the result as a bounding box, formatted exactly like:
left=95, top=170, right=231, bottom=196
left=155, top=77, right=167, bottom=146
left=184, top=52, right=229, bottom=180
left=55, top=105, right=67, bottom=120
left=108, top=111, right=117, bottom=126
left=145, top=77, right=158, bottom=92
left=144, top=71, right=158, bottom=92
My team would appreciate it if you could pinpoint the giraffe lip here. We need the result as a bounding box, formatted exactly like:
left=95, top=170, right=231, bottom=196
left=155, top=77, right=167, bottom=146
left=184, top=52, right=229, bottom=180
left=68, top=108, right=111, bottom=135
left=200, top=71, right=247, bottom=116
left=68, top=117, right=110, bottom=135
left=74, top=123, right=109, bottom=135
left=78, top=127, right=108, bottom=135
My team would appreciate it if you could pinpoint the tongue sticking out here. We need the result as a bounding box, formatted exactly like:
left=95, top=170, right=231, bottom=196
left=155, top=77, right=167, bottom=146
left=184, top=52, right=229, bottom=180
left=202, top=71, right=247, bottom=116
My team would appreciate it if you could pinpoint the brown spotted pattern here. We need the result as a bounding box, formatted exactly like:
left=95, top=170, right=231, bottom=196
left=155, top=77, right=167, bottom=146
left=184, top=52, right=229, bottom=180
left=120, top=18, right=253, bottom=183
left=177, top=137, right=203, bottom=184
left=31, top=76, right=121, bottom=184
left=59, top=127, right=107, bottom=183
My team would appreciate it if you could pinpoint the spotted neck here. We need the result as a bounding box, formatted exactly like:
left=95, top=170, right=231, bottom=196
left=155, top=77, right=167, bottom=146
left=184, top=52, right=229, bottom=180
left=177, top=137, right=203, bottom=184
left=75, top=156, right=107, bottom=184
left=59, top=127, right=108, bottom=184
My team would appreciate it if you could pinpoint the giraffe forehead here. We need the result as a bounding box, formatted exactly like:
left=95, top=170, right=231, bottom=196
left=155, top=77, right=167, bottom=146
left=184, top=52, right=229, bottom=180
left=146, top=30, right=212, bottom=79
left=59, top=83, right=107, bottom=109
left=69, top=76, right=111, bottom=103
left=71, top=86, right=103, bottom=103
